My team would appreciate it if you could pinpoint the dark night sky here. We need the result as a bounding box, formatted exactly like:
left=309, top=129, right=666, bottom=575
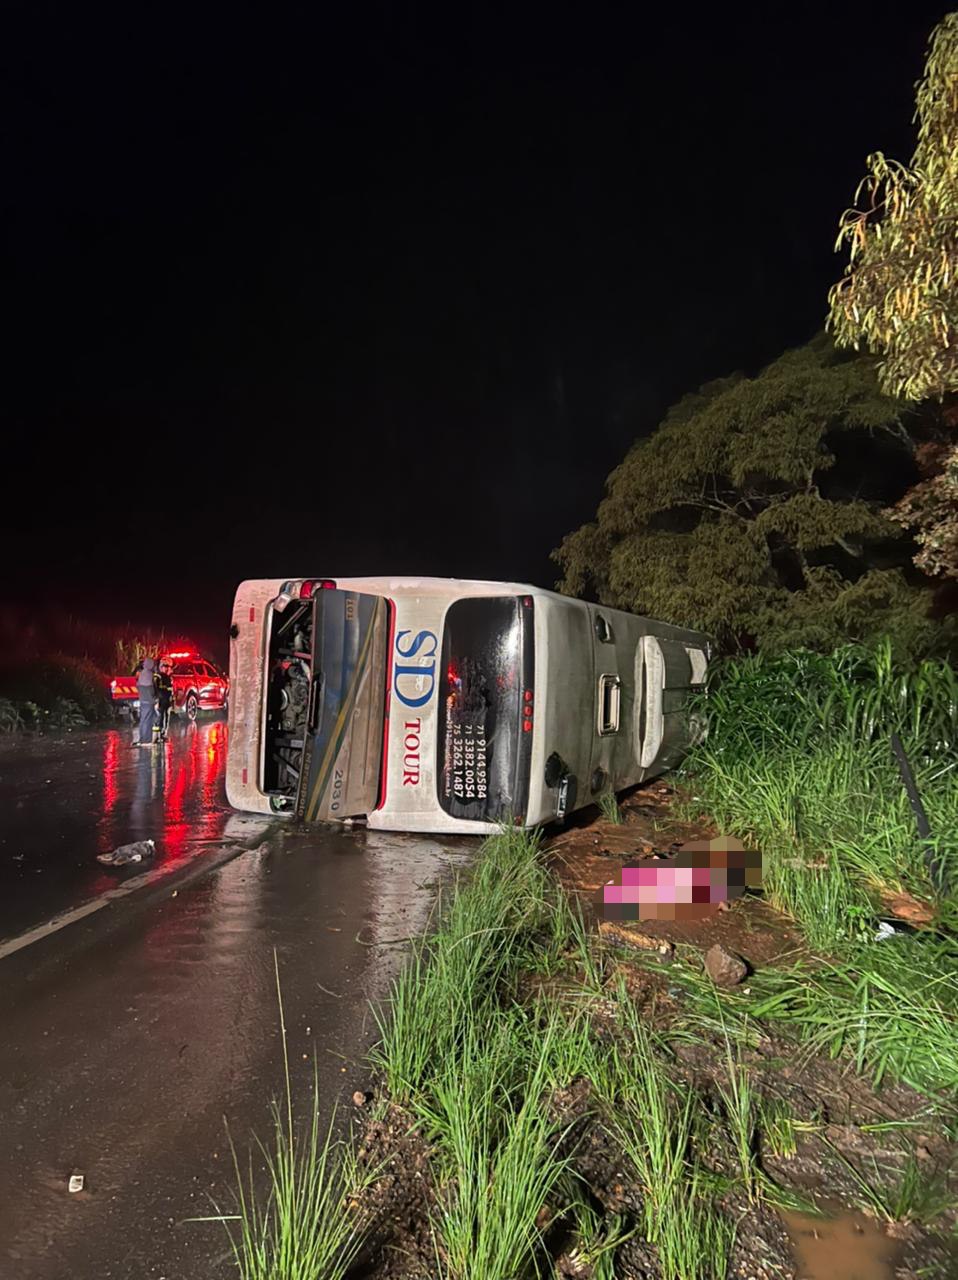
left=3, top=2, right=952, bottom=647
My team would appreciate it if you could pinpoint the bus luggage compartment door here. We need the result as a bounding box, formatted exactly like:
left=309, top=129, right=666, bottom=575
left=295, top=590, right=389, bottom=822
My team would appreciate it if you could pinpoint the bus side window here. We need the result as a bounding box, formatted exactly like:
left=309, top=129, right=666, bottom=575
left=597, top=673, right=621, bottom=736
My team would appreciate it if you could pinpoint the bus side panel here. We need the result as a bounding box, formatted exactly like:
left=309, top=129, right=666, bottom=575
left=226, top=578, right=286, bottom=815
left=589, top=605, right=646, bottom=795
left=527, top=595, right=710, bottom=821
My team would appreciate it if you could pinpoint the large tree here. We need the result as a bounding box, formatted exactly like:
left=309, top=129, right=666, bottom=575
left=553, top=338, right=938, bottom=653
left=828, top=12, right=958, bottom=578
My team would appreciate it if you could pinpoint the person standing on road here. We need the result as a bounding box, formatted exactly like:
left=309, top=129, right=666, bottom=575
left=135, top=656, right=158, bottom=747
left=154, top=658, right=175, bottom=741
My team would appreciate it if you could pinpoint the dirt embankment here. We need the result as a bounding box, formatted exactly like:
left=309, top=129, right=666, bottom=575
left=345, top=787, right=958, bottom=1280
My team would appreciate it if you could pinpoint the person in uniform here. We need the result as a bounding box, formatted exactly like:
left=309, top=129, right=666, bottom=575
left=154, top=658, right=175, bottom=741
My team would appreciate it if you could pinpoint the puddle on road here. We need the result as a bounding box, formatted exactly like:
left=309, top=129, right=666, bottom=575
left=782, top=1209, right=897, bottom=1280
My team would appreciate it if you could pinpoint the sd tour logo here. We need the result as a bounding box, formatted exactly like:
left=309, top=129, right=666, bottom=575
left=393, top=629, right=439, bottom=709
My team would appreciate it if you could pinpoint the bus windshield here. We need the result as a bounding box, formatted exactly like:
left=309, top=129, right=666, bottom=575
left=436, top=595, right=534, bottom=822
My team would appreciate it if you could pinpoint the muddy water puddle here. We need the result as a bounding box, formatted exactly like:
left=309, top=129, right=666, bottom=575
left=783, top=1210, right=897, bottom=1280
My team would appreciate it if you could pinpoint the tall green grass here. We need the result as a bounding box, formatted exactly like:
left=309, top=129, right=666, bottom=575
left=659, top=937, right=958, bottom=1095
left=371, top=827, right=740, bottom=1279
left=681, top=642, right=958, bottom=1095
left=588, top=988, right=735, bottom=1279
left=687, top=640, right=958, bottom=950
left=371, top=826, right=558, bottom=1102
left=212, top=810, right=957, bottom=1280
left=372, top=828, right=592, bottom=1279
left=424, top=1013, right=574, bottom=1280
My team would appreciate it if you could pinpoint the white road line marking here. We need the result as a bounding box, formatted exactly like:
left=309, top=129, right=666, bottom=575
left=0, top=898, right=109, bottom=960
left=0, top=844, right=248, bottom=962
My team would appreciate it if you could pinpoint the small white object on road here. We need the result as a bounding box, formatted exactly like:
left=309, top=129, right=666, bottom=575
left=68, top=1174, right=84, bottom=1193
left=97, top=839, right=156, bottom=867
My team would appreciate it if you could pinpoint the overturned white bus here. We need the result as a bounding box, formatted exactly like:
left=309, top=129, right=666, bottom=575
left=225, top=577, right=710, bottom=835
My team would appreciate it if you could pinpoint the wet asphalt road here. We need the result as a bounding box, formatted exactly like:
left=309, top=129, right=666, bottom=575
left=0, top=718, right=471, bottom=1279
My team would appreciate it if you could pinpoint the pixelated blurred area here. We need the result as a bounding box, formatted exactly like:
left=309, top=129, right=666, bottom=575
left=604, top=837, right=764, bottom=922
left=545, top=784, right=799, bottom=967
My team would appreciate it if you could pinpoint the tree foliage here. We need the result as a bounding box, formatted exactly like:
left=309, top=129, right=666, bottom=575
left=890, top=428, right=958, bottom=579
left=828, top=11, right=958, bottom=577
left=553, top=339, right=939, bottom=654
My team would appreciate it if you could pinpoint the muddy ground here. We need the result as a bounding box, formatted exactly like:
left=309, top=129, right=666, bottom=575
left=344, top=786, right=958, bottom=1280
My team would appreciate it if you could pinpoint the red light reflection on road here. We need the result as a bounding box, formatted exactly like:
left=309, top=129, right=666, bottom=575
left=102, top=731, right=121, bottom=817
left=97, top=718, right=229, bottom=866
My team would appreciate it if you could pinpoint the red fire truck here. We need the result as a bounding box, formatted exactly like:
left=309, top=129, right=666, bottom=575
left=110, top=652, right=229, bottom=720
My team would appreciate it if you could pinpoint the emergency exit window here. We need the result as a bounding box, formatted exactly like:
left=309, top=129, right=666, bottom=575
left=598, top=673, right=621, bottom=736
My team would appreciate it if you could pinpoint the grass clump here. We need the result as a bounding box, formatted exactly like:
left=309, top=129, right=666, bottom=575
left=555, top=1200, right=636, bottom=1280
left=198, top=956, right=373, bottom=1280
left=651, top=938, right=958, bottom=1095
left=371, top=826, right=556, bottom=1102
left=818, top=1137, right=957, bottom=1226
left=597, top=790, right=623, bottom=824
left=423, top=1013, right=573, bottom=1280
left=216, top=1091, right=371, bottom=1280
left=717, top=1027, right=760, bottom=1203
left=587, top=991, right=734, bottom=1278
left=757, top=1095, right=798, bottom=1159
left=373, top=828, right=594, bottom=1279
left=746, top=940, right=958, bottom=1095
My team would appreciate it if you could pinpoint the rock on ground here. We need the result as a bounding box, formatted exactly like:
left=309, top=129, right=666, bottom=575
left=704, top=942, right=748, bottom=986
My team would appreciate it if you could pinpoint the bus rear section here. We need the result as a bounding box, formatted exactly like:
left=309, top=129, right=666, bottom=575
left=226, top=580, right=389, bottom=820
left=428, top=593, right=536, bottom=829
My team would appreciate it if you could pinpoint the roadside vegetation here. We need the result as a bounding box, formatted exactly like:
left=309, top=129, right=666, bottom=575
left=215, top=648, right=958, bottom=1277
left=678, top=641, right=958, bottom=1102
left=0, top=605, right=201, bottom=732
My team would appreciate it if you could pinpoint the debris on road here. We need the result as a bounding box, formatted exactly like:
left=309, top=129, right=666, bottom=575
left=598, top=920, right=673, bottom=955
left=68, top=1174, right=84, bottom=1193
left=97, top=839, right=156, bottom=867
